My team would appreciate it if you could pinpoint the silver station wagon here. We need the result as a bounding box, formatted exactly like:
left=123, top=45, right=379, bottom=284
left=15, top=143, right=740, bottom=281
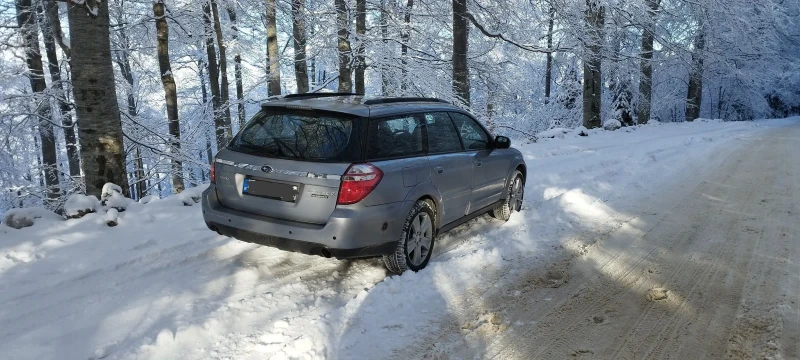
left=202, top=94, right=526, bottom=273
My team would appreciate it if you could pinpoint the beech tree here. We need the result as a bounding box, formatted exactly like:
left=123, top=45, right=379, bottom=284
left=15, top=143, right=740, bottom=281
left=582, top=0, right=604, bottom=129
left=67, top=0, right=129, bottom=197
left=16, top=0, right=60, bottom=204
left=153, top=0, right=184, bottom=193
left=266, top=0, right=281, bottom=96
left=452, top=0, right=470, bottom=106
left=335, top=0, right=353, bottom=92
left=38, top=1, right=80, bottom=179
left=291, top=0, right=309, bottom=94
left=685, top=19, right=706, bottom=122
left=637, top=0, right=661, bottom=124
left=203, top=1, right=228, bottom=148
left=354, top=0, right=367, bottom=94
left=227, top=6, right=246, bottom=126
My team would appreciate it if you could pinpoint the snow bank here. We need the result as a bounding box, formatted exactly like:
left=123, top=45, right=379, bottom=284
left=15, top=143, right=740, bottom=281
left=3, top=208, right=62, bottom=229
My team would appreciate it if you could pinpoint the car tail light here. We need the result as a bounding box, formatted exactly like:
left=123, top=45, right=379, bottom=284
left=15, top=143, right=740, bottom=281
left=210, top=158, right=216, bottom=184
left=337, top=163, right=383, bottom=205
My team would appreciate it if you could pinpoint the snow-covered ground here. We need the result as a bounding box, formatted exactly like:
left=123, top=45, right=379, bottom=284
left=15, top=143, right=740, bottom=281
left=1, top=118, right=796, bottom=360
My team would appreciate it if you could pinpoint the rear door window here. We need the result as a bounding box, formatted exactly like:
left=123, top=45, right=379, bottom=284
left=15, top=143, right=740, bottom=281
left=367, top=115, right=425, bottom=159
left=449, top=112, right=490, bottom=150
left=229, top=109, right=362, bottom=162
left=424, top=112, right=463, bottom=153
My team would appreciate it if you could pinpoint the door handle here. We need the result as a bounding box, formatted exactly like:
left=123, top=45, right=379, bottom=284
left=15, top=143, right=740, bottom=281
left=475, top=160, right=483, bottom=167
left=434, top=166, right=444, bottom=174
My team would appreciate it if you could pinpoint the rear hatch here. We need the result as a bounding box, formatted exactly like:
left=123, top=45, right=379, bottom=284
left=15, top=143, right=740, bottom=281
left=214, top=108, right=364, bottom=224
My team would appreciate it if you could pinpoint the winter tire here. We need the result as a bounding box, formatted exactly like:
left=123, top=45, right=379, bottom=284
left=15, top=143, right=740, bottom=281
left=383, top=200, right=436, bottom=274
left=492, top=170, right=524, bottom=221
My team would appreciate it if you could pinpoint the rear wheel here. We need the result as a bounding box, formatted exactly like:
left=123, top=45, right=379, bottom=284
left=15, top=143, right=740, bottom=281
left=383, top=200, right=436, bottom=274
left=492, top=171, right=524, bottom=221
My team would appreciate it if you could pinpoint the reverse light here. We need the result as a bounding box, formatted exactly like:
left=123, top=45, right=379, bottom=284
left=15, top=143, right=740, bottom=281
left=337, top=163, right=383, bottom=205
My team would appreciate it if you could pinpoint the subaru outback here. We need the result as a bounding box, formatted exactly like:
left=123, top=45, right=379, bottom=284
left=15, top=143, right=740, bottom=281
left=202, top=94, right=526, bottom=273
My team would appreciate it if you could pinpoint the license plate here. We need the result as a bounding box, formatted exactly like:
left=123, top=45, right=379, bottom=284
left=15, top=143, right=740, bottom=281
left=243, top=178, right=299, bottom=202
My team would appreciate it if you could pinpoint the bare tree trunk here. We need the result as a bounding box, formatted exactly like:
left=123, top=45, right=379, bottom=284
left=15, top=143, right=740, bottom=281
left=198, top=59, right=214, bottom=179
left=210, top=0, right=232, bottom=129
left=400, top=0, right=414, bottom=92
left=291, top=0, right=309, bottom=94
left=203, top=2, right=229, bottom=148
left=266, top=0, right=282, bottom=95
left=637, top=0, right=660, bottom=124
left=38, top=1, right=80, bottom=179
left=226, top=6, right=246, bottom=127
left=113, top=24, right=146, bottom=200
left=153, top=0, right=184, bottom=193
left=134, top=147, right=145, bottom=199
left=354, top=0, right=367, bottom=94
left=17, top=0, right=61, bottom=204
left=44, top=0, right=69, bottom=58
left=544, top=5, right=555, bottom=103
left=452, top=0, right=470, bottom=106
left=380, top=0, right=390, bottom=96
left=67, top=0, right=128, bottom=197
left=335, top=0, right=353, bottom=92
left=582, top=1, right=604, bottom=129
left=685, top=27, right=705, bottom=122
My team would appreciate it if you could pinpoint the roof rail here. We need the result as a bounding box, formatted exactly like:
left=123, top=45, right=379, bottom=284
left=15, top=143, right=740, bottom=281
left=362, top=97, right=450, bottom=105
left=282, top=92, right=363, bottom=99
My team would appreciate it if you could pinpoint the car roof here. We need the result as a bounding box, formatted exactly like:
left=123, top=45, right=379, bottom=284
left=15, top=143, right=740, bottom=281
left=260, top=94, right=465, bottom=118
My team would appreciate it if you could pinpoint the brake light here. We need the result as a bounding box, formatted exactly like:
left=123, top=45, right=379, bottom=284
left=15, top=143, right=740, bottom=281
left=210, top=158, right=216, bottom=184
left=337, top=163, right=383, bottom=205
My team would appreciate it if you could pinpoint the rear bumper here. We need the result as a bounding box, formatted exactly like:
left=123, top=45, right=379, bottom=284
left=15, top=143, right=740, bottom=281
left=201, top=186, right=403, bottom=259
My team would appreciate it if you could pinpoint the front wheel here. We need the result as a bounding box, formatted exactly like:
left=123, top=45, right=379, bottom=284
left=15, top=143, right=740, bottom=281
left=383, top=200, right=436, bottom=274
left=491, top=171, right=524, bottom=221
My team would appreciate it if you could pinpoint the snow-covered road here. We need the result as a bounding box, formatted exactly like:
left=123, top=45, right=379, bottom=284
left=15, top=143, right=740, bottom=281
left=1, top=118, right=797, bottom=359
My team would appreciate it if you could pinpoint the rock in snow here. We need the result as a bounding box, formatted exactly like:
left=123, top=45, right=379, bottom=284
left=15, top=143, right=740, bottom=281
left=101, top=183, right=133, bottom=211
left=105, top=208, right=119, bottom=227
left=65, top=194, right=101, bottom=219
left=101, top=183, right=123, bottom=201
left=3, top=208, right=62, bottom=229
left=604, top=119, right=622, bottom=131
left=537, top=128, right=572, bottom=139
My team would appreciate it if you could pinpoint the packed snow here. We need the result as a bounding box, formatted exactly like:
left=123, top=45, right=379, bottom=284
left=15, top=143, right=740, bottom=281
left=0, top=118, right=796, bottom=360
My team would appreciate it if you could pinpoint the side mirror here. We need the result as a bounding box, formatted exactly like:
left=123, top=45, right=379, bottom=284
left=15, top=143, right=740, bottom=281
left=493, top=135, right=511, bottom=149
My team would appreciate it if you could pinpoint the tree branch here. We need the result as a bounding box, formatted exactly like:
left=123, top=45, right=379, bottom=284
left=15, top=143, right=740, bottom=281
left=466, top=12, right=568, bottom=53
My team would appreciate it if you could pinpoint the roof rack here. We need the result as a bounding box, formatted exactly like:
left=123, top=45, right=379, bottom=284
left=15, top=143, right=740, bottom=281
left=362, top=97, right=450, bottom=105
left=282, top=92, right=363, bottom=99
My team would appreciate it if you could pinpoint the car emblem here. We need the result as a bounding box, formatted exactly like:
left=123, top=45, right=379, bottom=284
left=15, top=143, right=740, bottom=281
left=261, top=165, right=273, bottom=173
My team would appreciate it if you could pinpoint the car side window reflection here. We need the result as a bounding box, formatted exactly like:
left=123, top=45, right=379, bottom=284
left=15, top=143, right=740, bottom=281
left=424, top=113, right=463, bottom=153
left=449, top=112, right=489, bottom=150
left=368, top=115, right=424, bottom=159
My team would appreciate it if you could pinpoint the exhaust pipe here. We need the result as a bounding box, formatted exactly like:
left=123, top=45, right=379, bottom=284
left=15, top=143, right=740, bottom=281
left=320, top=247, right=332, bottom=259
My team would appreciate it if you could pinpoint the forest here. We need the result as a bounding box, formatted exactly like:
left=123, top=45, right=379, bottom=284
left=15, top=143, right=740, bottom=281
left=1, top=0, right=799, bottom=213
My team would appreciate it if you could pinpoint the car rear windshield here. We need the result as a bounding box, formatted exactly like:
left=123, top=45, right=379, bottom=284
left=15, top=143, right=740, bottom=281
left=228, top=109, right=362, bottom=162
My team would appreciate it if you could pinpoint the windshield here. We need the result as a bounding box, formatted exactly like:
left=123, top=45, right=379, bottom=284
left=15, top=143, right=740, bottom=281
left=229, top=109, right=362, bottom=162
